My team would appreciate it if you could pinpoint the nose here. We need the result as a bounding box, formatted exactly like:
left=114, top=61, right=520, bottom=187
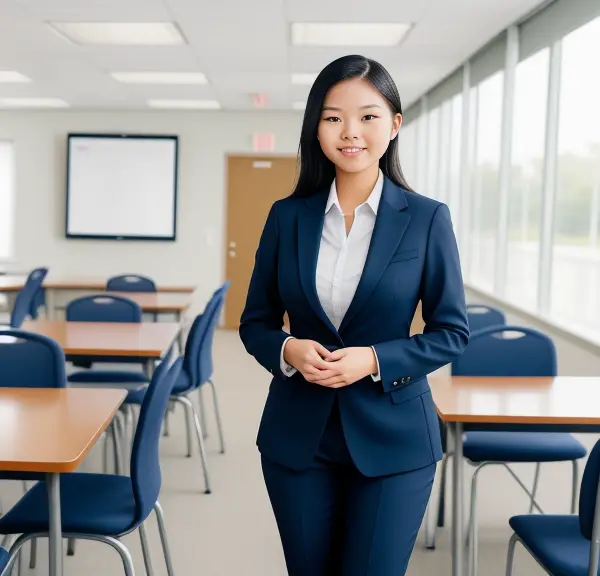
left=341, top=119, right=360, bottom=141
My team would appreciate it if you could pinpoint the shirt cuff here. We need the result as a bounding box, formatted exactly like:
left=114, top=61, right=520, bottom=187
left=280, top=336, right=297, bottom=377
left=370, top=346, right=381, bottom=382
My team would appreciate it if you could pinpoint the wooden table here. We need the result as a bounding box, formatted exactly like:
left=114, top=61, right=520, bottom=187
left=21, top=320, right=181, bottom=372
left=429, top=375, right=600, bottom=576
left=0, top=387, right=126, bottom=576
left=87, top=292, right=192, bottom=320
left=0, top=276, right=196, bottom=320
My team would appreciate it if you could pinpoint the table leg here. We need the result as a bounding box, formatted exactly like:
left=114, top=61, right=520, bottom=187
left=175, top=311, right=183, bottom=355
left=46, top=288, right=56, bottom=320
left=451, top=422, right=464, bottom=576
left=46, top=472, right=63, bottom=576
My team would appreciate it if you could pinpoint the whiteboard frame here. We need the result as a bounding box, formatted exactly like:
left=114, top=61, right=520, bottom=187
left=65, top=133, right=179, bottom=241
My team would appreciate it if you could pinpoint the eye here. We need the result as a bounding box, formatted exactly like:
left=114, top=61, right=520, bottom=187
left=324, top=116, right=341, bottom=122
left=363, top=115, right=378, bottom=121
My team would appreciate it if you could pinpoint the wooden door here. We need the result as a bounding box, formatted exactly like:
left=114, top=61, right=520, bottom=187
left=224, top=155, right=298, bottom=329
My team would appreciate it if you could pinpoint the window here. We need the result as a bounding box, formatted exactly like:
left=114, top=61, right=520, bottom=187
left=446, top=93, right=463, bottom=229
left=0, top=142, right=15, bottom=261
left=424, top=106, right=441, bottom=199
left=398, top=121, right=417, bottom=189
left=551, top=17, right=600, bottom=343
left=467, top=71, right=504, bottom=292
left=505, top=49, right=549, bottom=311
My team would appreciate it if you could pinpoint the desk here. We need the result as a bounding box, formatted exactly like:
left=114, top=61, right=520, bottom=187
left=22, top=320, right=180, bottom=372
left=0, top=387, right=126, bottom=576
left=429, top=375, right=600, bottom=576
left=0, top=276, right=196, bottom=320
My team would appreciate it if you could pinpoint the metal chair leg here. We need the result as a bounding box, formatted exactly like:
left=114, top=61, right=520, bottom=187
left=468, top=465, right=483, bottom=576
left=28, top=538, right=36, bottom=568
left=175, top=396, right=211, bottom=494
left=163, top=408, right=171, bottom=437
left=198, top=387, right=208, bottom=439
left=529, top=462, right=541, bottom=513
left=506, top=533, right=518, bottom=576
left=571, top=459, right=579, bottom=514
left=139, top=523, right=154, bottom=576
left=95, top=535, right=137, bottom=576
left=154, top=501, right=176, bottom=576
left=67, top=537, right=76, bottom=556
left=208, top=379, right=226, bottom=454
left=183, top=399, right=193, bottom=458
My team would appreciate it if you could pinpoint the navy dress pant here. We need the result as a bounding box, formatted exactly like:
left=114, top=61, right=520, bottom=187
left=261, top=398, right=435, bottom=576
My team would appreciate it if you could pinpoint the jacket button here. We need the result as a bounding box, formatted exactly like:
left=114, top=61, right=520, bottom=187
left=393, top=381, right=398, bottom=386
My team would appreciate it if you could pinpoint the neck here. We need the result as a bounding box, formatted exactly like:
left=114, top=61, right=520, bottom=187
left=335, top=165, right=380, bottom=211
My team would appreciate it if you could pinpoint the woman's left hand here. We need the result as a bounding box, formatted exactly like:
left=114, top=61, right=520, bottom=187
left=312, top=347, right=378, bottom=388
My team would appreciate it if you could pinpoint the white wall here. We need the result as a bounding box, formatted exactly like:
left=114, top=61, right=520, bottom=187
left=0, top=110, right=301, bottom=311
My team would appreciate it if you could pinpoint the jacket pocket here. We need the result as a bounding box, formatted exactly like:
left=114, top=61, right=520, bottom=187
left=389, top=376, right=429, bottom=405
left=389, top=248, right=419, bottom=263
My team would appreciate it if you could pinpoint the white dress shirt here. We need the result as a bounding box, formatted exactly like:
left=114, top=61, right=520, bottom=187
left=280, top=169, right=384, bottom=380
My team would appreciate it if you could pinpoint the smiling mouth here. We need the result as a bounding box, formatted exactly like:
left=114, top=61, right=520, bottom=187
left=339, top=147, right=366, bottom=154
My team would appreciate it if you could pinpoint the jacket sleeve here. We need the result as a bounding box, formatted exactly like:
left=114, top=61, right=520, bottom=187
left=239, top=202, right=290, bottom=377
left=373, top=203, right=470, bottom=393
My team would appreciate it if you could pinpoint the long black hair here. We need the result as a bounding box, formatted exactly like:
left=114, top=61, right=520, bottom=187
left=291, top=54, right=413, bottom=198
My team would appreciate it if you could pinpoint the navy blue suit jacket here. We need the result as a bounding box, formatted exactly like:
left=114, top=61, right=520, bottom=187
left=239, top=177, right=469, bottom=477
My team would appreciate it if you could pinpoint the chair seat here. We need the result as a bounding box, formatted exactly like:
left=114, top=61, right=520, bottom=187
left=463, top=432, right=587, bottom=463
left=0, top=474, right=138, bottom=537
left=0, top=547, right=9, bottom=572
left=510, top=514, right=599, bottom=576
left=68, top=370, right=149, bottom=384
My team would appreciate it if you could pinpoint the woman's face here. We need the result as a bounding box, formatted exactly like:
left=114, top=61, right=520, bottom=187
left=317, top=77, right=402, bottom=175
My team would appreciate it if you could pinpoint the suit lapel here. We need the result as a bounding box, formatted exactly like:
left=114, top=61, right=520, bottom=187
left=297, top=190, right=341, bottom=338
left=338, top=178, right=411, bottom=334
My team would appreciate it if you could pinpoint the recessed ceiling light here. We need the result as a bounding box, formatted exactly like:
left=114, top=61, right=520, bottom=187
left=47, top=22, right=185, bottom=46
left=0, top=71, right=32, bottom=83
left=147, top=99, right=221, bottom=110
left=292, top=101, right=306, bottom=110
left=291, top=23, right=411, bottom=47
left=0, top=98, right=69, bottom=108
left=291, top=73, right=317, bottom=85
left=111, top=72, right=208, bottom=85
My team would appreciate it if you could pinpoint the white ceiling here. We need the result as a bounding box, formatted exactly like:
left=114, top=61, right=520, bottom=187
left=0, top=0, right=547, bottom=111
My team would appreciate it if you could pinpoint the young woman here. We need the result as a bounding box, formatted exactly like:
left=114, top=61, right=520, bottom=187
left=239, top=54, right=469, bottom=576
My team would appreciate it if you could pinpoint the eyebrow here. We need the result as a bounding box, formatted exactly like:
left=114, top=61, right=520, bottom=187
left=321, top=104, right=383, bottom=112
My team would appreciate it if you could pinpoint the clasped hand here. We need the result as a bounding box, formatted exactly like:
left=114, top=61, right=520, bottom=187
left=283, top=339, right=377, bottom=389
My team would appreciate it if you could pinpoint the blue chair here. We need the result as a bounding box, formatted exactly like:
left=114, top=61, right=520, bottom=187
left=9, top=268, right=48, bottom=328
left=66, top=295, right=150, bottom=385
left=0, top=356, right=183, bottom=576
left=125, top=281, right=230, bottom=494
left=507, top=439, right=600, bottom=576
left=107, top=274, right=156, bottom=293
left=0, top=547, right=8, bottom=574
left=453, top=326, right=587, bottom=576
left=426, top=304, right=509, bottom=549
left=466, top=304, right=506, bottom=333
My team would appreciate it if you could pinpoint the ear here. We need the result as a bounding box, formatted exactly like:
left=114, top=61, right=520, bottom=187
left=390, top=113, right=403, bottom=141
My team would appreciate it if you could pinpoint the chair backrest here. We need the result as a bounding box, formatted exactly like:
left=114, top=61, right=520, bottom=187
left=66, top=295, right=142, bottom=323
left=183, top=287, right=227, bottom=389
left=466, top=304, right=506, bottom=333
left=579, top=439, right=600, bottom=540
left=452, top=325, right=557, bottom=377
left=107, top=275, right=156, bottom=293
left=130, top=356, right=183, bottom=522
left=0, top=329, right=66, bottom=388
left=197, top=282, right=230, bottom=384
left=10, top=267, right=48, bottom=327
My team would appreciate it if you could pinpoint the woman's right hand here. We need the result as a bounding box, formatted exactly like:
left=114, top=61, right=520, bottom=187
left=283, top=339, right=340, bottom=384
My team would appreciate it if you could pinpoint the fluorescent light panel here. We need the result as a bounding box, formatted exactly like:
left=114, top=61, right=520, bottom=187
left=148, top=99, right=220, bottom=109
left=292, top=73, right=317, bottom=85
left=112, top=72, right=208, bottom=85
left=0, top=98, right=69, bottom=108
left=47, top=22, right=185, bottom=45
left=291, top=22, right=411, bottom=47
left=0, top=71, right=32, bottom=83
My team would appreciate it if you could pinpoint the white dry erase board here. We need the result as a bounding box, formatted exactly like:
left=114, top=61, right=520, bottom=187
left=65, top=133, right=179, bottom=241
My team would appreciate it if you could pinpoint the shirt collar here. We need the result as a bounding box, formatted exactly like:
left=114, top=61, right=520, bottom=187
left=325, top=169, right=384, bottom=215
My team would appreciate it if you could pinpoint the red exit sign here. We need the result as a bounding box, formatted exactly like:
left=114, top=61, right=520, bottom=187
left=252, top=132, right=275, bottom=152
